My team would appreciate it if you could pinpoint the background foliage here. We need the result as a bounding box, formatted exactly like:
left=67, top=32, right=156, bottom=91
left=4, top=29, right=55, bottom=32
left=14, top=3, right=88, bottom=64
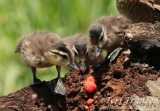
left=0, top=0, right=118, bottom=96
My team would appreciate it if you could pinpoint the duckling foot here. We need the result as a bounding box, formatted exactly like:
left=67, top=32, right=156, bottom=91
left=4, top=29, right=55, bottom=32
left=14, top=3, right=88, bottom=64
left=107, top=47, right=122, bottom=62
left=31, top=78, right=42, bottom=85
left=54, top=78, right=66, bottom=95
left=46, top=78, right=66, bottom=95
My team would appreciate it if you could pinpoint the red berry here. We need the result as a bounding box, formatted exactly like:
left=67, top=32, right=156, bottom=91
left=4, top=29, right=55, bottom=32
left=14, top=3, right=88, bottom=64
left=86, top=98, right=94, bottom=105
left=84, top=82, right=97, bottom=93
left=86, top=76, right=95, bottom=83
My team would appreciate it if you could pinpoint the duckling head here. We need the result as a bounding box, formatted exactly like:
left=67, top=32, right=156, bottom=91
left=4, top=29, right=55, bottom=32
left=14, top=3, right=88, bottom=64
left=72, top=41, right=87, bottom=73
left=89, top=25, right=107, bottom=58
left=44, top=42, right=79, bottom=70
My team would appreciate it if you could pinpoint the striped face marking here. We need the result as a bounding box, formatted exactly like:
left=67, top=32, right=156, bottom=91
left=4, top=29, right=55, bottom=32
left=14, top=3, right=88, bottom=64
left=72, top=44, right=79, bottom=57
left=44, top=43, right=71, bottom=66
left=50, top=50, right=68, bottom=60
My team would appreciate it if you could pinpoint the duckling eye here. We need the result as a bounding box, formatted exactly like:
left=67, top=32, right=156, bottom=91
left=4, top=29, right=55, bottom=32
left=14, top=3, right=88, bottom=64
left=86, top=51, right=88, bottom=56
left=74, top=51, right=78, bottom=57
left=99, top=36, right=103, bottom=42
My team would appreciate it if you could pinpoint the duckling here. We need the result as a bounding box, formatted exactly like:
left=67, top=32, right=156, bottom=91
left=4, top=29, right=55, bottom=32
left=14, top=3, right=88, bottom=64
left=15, top=31, right=78, bottom=95
left=63, top=34, right=104, bottom=73
left=89, top=15, right=131, bottom=62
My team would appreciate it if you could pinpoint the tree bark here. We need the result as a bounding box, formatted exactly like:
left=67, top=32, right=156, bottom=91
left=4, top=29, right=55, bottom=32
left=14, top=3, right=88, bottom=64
left=1, top=22, right=160, bottom=111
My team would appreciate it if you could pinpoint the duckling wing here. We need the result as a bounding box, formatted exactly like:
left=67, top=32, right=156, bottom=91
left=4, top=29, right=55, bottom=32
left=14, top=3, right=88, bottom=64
left=15, top=31, right=62, bottom=67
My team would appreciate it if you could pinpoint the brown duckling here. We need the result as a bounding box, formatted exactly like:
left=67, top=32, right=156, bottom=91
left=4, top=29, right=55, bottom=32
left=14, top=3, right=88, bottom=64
left=89, top=15, right=131, bottom=62
left=63, top=33, right=104, bottom=73
left=15, top=31, right=78, bottom=95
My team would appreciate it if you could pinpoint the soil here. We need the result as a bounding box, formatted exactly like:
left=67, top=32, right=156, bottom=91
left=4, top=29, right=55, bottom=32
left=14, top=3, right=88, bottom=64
left=0, top=22, right=160, bottom=111
left=65, top=53, right=160, bottom=111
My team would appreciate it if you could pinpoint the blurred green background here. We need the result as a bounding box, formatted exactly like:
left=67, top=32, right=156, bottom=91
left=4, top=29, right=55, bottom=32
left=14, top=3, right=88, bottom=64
left=0, top=0, right=118, bottom=96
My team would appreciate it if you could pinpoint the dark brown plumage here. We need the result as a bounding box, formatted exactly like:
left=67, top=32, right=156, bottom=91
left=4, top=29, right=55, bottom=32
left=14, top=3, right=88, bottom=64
left=116, top=0, right=160, bottom=23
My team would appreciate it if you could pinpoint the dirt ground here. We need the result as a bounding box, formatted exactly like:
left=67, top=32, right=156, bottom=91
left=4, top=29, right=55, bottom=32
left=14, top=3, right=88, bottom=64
left=65, top=53, right=160, bottom=111
left=0, top=22, right=160, bottom=111
left=0, top=52, right=159, bottom=111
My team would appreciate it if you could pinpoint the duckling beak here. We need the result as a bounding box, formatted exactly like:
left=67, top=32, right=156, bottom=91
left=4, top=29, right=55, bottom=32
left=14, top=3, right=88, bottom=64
left=68, top=61, right=79, bottom=71
left=79, top=60, right=86, bottom=73
left=94, top=46, right=101, bottom=59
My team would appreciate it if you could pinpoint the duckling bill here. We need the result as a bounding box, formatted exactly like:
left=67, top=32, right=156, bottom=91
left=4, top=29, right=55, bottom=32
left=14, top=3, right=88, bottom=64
left=15, top=31, right=79, bottom=95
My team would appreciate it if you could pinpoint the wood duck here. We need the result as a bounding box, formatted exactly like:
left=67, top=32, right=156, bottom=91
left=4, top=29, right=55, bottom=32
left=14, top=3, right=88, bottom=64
left=89, top=15, right=131, bottom=62
left=63, top=33, right=104, bottom=73
left=15, top=31, right=79, bottom=95
left=116, top=0, right=160, bottom=23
